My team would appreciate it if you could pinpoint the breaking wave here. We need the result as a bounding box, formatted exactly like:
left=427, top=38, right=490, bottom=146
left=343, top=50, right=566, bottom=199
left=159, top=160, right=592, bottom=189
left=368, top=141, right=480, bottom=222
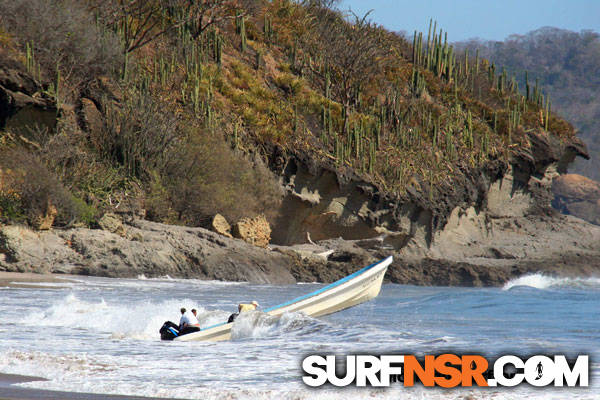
left=503, top=274, right=600, bottom=290
left=15, top=293, right=329, bottom=342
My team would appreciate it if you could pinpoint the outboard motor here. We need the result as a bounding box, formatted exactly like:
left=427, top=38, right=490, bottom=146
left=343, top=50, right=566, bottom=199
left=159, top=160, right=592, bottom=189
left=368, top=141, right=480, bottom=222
left=160, top=321, right=180, bottom=341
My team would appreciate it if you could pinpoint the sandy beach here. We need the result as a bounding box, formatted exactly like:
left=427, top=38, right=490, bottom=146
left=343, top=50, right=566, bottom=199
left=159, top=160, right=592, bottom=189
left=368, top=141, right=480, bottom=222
left=0, top=272, right=75, bottom=289
left=0, top=373, right=187, bottom=400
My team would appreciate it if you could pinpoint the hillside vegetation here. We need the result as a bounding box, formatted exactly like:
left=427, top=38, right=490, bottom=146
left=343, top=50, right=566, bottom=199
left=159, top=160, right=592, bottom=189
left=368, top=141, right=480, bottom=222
left=457, top=27, right=600, bottom=180
left=0, top=0, right=577, bottom=231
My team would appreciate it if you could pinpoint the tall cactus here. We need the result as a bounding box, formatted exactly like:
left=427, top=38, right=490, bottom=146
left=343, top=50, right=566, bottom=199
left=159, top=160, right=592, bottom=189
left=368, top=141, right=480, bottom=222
left=544, top=95, right=550, bottom=130
left=240, top=16, right=247, bottom=52
left=263, top=14, right=273, bottom=45
left=525, top=71, right=530, bottom=101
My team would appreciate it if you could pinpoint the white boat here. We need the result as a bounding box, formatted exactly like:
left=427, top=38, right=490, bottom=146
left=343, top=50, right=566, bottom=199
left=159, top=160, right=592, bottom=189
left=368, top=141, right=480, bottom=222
left=169, top=256, right=392, bottom=342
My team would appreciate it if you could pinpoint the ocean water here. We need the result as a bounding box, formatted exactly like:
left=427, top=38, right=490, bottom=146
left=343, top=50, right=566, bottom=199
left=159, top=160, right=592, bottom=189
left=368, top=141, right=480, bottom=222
left=0, top=272, right=598, bottom=399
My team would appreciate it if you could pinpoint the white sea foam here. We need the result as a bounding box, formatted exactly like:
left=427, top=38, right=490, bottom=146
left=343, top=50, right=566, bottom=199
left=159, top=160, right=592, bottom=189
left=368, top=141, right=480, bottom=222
left=503, top=273, right=600, bottom=290
left=18, top=293, right=215, bottom=340
left=0, top=275, right=597, bottom=400
left=15, top=292, right=304, bottom=342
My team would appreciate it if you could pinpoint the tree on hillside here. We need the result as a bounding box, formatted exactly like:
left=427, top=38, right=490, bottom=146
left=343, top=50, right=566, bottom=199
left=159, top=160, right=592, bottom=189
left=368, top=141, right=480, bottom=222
left=310, top=7, right=389, bottom=133
left=96, top=0, right=242, bottom=53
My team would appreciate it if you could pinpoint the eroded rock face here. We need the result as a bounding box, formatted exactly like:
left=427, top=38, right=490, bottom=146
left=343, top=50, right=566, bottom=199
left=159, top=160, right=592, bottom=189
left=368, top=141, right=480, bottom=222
left=271, top=166, right=381, bottom=245
left=0, top=64, right=57, bottom=136
left=210, top=214, right=233, bottom=238
left=270, top=131, right=588, bottom=251
left=233, top=215, right=271, bottom=248
left=79, top=97, right=104, bottom=135
left=263, top=131, right=600, bottom=286
left=98, top=213, right=127, bottom=237
left=0, top=220, right=295, bottom=284
left=553, top=174, right=600, bottom=225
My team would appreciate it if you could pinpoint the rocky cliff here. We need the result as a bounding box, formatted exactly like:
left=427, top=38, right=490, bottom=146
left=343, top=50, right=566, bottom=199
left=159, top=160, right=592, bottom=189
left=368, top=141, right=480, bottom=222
left=264, top=128, right=600, bottom=285
left=2, top=131, right=599, bottom=286
left=1, top=1, right=599, bottom=286
left=553, top=174, right=600, bottom=225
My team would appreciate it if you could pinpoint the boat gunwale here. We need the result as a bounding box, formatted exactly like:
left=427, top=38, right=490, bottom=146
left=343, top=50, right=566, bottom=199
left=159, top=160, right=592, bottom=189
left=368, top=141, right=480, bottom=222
left=264, top=256, right=392, bottom=313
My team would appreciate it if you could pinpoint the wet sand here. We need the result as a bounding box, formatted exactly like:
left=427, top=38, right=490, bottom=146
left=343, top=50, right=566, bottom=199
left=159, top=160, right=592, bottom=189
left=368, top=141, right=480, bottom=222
left=0, top=373, right=188, bottom=400
left=0, top=272, right=75, bottom=289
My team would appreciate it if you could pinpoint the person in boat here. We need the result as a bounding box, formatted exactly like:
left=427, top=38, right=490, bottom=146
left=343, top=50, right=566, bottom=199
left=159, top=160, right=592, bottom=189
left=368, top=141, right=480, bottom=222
left=239, top=300, right=259, bottom=312
left=179, top=307, right=201, bottom=335
left=227, top=300, right=259, bottom=323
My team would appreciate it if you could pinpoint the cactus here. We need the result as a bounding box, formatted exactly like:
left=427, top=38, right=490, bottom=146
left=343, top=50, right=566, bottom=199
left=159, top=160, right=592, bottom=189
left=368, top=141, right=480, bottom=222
left=325, top=67, right=331, bottom=99
left=412, top=30, right=418, bottom=63
left=545, top=95, right=550, bottom=131
left=411, top=67, right=426, bottom=97
left=493, top=111, right=497, bottom=133
left=369, top=140, right=376, bottom=174
left=432, top=117, right=439, bottom=147
left=464, top=111, right=473, bottom=148
left=481, top=129, right=489, bottom=157
left=290, top=40, right=297, bottom=67
left=426, top=19, right=433, bottom=69
left=240, top=16, right=247, bottom=52
left=446, top=46, right=454, bottom=81
left=233, top=122, right=239, bottom=149
left=255, top=49, right=262, bottom=70
left=525, top=71, right=530, bottom=101
left=263, top=14, right=273, bottom=45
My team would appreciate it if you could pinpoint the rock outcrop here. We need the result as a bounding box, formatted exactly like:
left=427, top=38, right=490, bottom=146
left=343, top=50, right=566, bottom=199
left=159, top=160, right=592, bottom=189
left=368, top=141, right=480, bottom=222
left=553, top=174, right=600, bottom=225
left=0, top=220, right=295, bottom=284
left=0, top=50, right=598, bottom=287
left=209, top=214, right=233, bottom=238
left=0, top=62, right=57, bottom=137
left=232, top=215, right=271, bottom=248
left=265, top=130, right=600, bottom=286
left=98, top=213, right=127, bottom=237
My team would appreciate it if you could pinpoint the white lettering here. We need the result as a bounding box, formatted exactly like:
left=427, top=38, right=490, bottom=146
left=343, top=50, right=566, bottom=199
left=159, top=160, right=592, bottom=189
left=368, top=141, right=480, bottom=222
left=493, top=355, right=524, bottom=387
left=380, top=355, right=404, bottom=385
left=302, top=355, right=328, bottom=387
left=554, top=355, right=589, bottom=387
left=328, top=355, right=355, bottom=387
left=356, top=355, right=382, bottom=387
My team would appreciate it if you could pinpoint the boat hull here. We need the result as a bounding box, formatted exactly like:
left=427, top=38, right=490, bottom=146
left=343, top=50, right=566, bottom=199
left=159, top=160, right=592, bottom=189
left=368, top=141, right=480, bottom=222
left=174, top=256, right=392, bottom=342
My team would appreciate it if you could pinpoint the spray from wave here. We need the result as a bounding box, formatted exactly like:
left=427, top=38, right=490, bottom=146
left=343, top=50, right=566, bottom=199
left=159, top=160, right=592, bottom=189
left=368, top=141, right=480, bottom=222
left=229, top=311, right=329, bottom=340
left=16, top=293, right=327, bottom=342
left=503, top=274, right=600, bottom=290
left=18, top=293, right=224, bottom=340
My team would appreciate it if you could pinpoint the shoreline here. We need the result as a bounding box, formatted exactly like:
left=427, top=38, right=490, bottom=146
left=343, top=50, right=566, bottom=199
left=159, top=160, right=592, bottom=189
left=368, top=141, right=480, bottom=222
left=0, top=272, right=76, bottom=289
left=2, top=264, right=599, bottom=290
left=0, top=373, right=187, bottom=400
left=1, top=214, right=600, bottom=288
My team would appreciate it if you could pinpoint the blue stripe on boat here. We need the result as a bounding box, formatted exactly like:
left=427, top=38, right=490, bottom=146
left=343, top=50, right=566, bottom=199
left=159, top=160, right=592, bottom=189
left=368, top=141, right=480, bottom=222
left=198, top=257, right=388, bottom=332
left=262, top=258, right=384, bottom=312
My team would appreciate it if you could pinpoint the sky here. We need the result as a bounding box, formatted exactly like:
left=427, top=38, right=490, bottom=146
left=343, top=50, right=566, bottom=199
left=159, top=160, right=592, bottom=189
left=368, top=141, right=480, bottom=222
left=340, top=0, right=600, bottom=42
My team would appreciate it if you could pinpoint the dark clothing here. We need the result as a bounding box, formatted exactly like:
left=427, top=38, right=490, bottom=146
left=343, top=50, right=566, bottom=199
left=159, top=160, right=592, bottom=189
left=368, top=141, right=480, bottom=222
left=178, top=326, right=201, bottom=336
left=227, top=313, right=239, bottom=323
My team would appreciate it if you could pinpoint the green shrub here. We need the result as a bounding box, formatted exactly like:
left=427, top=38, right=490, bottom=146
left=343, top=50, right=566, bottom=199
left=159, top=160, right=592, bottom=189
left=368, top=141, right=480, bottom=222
left=159, top=132, right=282, bottom=225
left=0, top=147, right=77, bottom=227
left=0, top=0, right=122, bottom=92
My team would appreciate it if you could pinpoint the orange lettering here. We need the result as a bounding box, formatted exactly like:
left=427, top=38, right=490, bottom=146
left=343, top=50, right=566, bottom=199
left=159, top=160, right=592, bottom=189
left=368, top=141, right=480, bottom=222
left=434, top=354, right=462, bottom=388
left=461, top=355, right=489, bottom=387
left=403, top=355, right=435, bottom=386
